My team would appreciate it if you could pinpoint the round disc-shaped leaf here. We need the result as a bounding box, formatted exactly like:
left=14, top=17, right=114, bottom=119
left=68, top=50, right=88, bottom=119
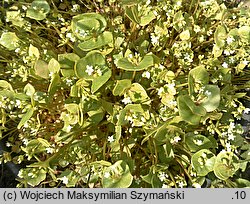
left=26, top=0, right=50, bottom=21
left=72, top=13, right=107, bottom=40
left=75, top=51, right=106, bottom=79
left=191, top=149, right=216, bottom=176
left=214, top=25, right=227, bottom=48
left=113, top=79, right=132, bottom=96
left=188, top=66, right=209, bottom=95
left=200, top=85, right=220, bottom=112
left=102, top=160, right=133, bottom=188
left=213, top=152, right=240, bottom=180
left=0, top=32, right=20, bottom=50
left=128, top=83, right=149, bottom=103
left=20, top=168, right=47, bottom=187
left=186, top=134, right=214, bottom=152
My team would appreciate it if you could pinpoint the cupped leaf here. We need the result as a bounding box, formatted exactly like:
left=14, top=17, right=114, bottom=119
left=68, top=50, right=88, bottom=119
left=19, top=168, right=47, bottom=187
left=214, top=25, right=227, bottom=48
left=200, top=85, right=220, bottom=112
left=191, top=149, right=216, bottom=176
left=177, top=95, right=206, bottom=125
left=213, top=152, right=240, bottom=180
left=91, top=69, right=111, bottom=93
left=118, top=104, right=144, bottom=126
left=0, top=80, right=14, bottom=92
left=48, top=58, right=60, bottom=73
left=180, top=30, right=190, bottom=41
left=26, top=0, right=50, bottom=21
left=113, top=79, right=132, bottom=96
left=0, top=32, right=20, bottom=50
left=102, top=160, right=133, bottom=188
left=58, top=53, right=80, bottom=69
left=186, top=134, right=214, bottom=152
left=78, top=31, right=113, bottom=51
left=72, top=13, right=107, bottom=40
left=238, top=26, right=250, bottom=41
left=34, top=60, right=49, bottom=79
left=188, top=66, right=209, bottom=95
left=116, top=54, right=156, bottom=71
left=128, top=83, right=149, bottom=103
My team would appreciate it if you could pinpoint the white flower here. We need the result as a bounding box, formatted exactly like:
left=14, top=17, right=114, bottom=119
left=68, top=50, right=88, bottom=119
left=96, top=69, right=102, bottom=76
left=204, top=90, right=211, bottom=96
left=61, top=176, right=69, bottom=185
left=194, top=139, right=203, bottom=146
left=142, top=71, right=151, bottom=79
left=107, top=135, right=115, bottom=143
left=104, top=172, right=111, bottom=178
left=171, top=136, right=181, bottom=144
left=65, top=125, right=72, bottom=133
left=46, top=147, right=54, bottom=154
left=222, top=62, right=228, bottom=68
left=178, top=181, right=184, bottom=188
left=228, top=133, right=236, bottom=141
left=226, top=36, right=234, bottom=44
left=22, top=138, right=29, bottom=145
left=65, top=79, right=73, bottom=86
left=151, top=35, right=160, bottom=45
left=194, top=25, right=201, bottom=33
left=85, top=65, right=94, bottom=76
left=158, top=172, right=166, bottom=181
left=224, top=50, right=230, bottom=56
left=158, top=87, right=164, bottom=96
left=122, top=96, right=132, bottom=104
left=243, top=108, right=250, bottom=114
left=242, top=60, right=249, bottom=65
left=192, top=183, right=201, bottom=188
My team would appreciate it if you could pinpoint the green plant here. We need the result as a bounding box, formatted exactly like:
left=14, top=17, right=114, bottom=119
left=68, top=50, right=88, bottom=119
left=0, top=0, right=249, bottom=188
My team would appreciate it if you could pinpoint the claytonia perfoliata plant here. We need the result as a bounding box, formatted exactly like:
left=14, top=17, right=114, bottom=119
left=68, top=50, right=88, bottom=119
left=0, top=0, right=250, bottom=188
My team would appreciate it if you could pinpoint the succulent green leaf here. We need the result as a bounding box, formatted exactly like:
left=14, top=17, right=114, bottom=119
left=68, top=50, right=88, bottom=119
left=238, top=26, right=250, bottom=41
left=91, top=69, right=111, bottom=93
left=213, top=152, right=240, bottom=180
left=0, top=80, right=14, bottom=92
left=58, top=53, right=80, bottom=69
left=24, top=83, right=35, bottom=97
left=48, top=58, right=60, bottom=73
left=116, top=54, right=155, bottom=71
left=128, top=83, right=149, bottom=103
left=177, top=95, right=206, bottom=125
left=34, top=60, right=49, bottom=79
left=78, top=31, right=113, bottom=51
left=102, top=160, right=133, bottom=188
left=188, top=66, right=209, bottom=95
left=125, top=6, right=140, bottom=24
left=180, top=30, right=190, bottom=40
left=72, top=13, right=107, bottom=40
left=26, top=0, right=50, bottom=21
left=29, top=44, right=40, bottom=59
left=140, top=11, right=155, bottom=26
left=191, top=149, right=216, bottom=176
left=214, top=25, right=227, bottom=48
left=20, top=168, right=47, bottom=187
left=118, top=104, right=144, bottom=126
left=0, top=32, right=20, bottom=50
left=113, top=79, right=132, bottom=96
left=186, top=134, right=214, bottom=152
left=200, top=85, right=220, bottom=112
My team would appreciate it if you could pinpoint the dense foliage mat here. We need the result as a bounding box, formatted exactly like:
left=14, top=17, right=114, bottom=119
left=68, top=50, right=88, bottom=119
left=0, top=0, right=250, bottom=188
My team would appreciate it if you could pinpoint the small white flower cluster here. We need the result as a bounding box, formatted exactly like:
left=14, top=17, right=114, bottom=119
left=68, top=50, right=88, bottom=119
left=85, top=65, right=103, bottom=77
left=221, top=121, right=243, bottom=141
left=125, top=112, right=147, bottom=127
